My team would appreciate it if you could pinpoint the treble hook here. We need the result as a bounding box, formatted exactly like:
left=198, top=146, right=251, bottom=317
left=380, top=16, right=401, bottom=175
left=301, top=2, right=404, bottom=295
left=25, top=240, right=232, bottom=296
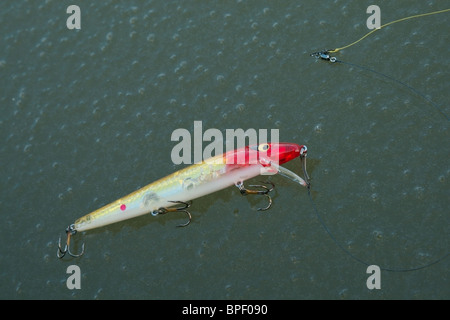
left=152, top=200, right=192, bottom=227
left=57, top=224, right=85, bottom=259
left=235, top=181, right=275, bottom=211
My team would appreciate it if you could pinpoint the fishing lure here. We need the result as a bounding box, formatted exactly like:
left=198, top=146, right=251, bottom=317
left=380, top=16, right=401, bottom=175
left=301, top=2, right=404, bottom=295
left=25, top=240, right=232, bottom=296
left=57, top=142, right=309, bottom=258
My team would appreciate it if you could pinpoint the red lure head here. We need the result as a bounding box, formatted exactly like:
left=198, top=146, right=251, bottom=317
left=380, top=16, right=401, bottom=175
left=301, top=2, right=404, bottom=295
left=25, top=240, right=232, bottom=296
left=257, top=142, right=306, bottom=165
left=224, top=142, right=306, bottom=166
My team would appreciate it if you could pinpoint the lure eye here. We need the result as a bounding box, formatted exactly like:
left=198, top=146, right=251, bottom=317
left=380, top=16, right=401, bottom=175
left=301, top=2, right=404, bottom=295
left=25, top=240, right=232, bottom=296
left=258, top=143, right=270, bottom=152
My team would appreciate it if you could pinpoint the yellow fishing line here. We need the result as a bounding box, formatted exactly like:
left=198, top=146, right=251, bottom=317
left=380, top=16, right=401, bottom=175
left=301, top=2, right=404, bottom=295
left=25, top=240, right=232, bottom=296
left=329, top=8, right=450, bottom=53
